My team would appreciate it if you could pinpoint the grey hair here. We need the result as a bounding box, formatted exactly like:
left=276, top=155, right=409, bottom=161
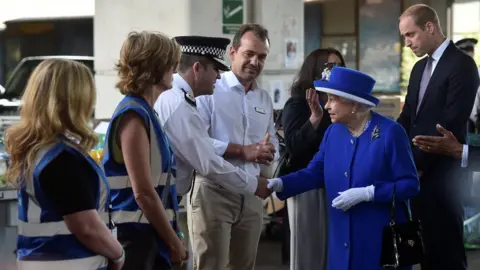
left=340, top=97, right=372, bottom=112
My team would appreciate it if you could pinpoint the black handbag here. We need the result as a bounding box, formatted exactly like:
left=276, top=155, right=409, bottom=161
left=380, top=184, right=425, bottom=268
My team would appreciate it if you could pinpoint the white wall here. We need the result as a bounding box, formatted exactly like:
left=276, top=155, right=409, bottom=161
left=0, top=0, right=94, bottom=24
left=453, top=1, right=480, bottom=35
left=94, top=0, right=191, bottom=119
left=94, top=0, right=304, bottom=118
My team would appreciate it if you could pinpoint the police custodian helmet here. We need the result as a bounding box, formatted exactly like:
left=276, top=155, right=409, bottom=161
left=455, top=38, right=478, bottom=53
left=174, top=36, right=231, bottom=71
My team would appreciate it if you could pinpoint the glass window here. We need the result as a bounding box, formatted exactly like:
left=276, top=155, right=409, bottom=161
left=3, top=58, right=94, bottom=100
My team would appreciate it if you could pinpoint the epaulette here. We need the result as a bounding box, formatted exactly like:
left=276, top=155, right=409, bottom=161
left=181, top=88, right=196, bottom=107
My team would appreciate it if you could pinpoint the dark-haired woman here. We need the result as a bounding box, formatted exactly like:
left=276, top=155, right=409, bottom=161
left=282, top=48, right=345, bottom=270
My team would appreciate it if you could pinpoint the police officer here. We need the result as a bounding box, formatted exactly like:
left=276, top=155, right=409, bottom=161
left=456, top=38, right=478, bottom=57
left=456, top=38, right=480, bottom=132
left=154, top=36, right=271, bottom=269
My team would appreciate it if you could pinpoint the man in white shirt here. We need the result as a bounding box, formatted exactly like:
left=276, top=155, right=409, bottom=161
left=194, top=24, right=279, bottom=270
left=155, top=35, right=271, bottom=198
left=154, top=35, right=273, bottom=270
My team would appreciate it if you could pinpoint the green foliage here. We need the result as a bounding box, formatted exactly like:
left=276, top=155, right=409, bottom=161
left=400, top=46, right=423, bottom=95
left=460, top=32, right=480, bottom=67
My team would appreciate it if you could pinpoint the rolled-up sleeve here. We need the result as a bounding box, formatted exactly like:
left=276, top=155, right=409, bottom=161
left=196, top=95, right=230, bottom=156
left=210, top=138, right=229, bottom=156
left=164, top=104, right=258, bottom=194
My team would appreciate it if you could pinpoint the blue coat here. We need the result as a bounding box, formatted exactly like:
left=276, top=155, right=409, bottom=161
left=277, top=111, right=420, bottom=270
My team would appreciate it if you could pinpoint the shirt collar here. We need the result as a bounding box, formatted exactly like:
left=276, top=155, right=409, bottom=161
left=173, top=73, right=194, bottom=95
left=224, top=70, right=260, bottom=91
left=430, top=38, right=450, bottom=62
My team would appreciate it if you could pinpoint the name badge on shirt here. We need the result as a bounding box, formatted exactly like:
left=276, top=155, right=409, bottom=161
left=255, top=107, right=266, bottom=114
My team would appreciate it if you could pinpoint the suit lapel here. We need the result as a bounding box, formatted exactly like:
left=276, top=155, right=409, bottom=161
left=415, top=41, right=455, bottom=117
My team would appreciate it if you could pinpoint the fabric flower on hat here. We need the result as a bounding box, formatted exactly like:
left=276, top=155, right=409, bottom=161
left=321, top=67, right=332, bottom=81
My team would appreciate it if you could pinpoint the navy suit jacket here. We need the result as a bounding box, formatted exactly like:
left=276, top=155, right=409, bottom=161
left=397, top=41, right=479, bottom=176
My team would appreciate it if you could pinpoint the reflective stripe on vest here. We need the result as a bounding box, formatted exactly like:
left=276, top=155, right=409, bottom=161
left=17, top=255, right=107, bottom=270
left=104, top=97, right=177, bottom=226
left=17, top=140, right=110, bottom=269
left=17, top=212, right=110, bottom=237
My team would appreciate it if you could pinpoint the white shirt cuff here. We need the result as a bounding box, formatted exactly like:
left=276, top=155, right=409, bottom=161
left=211, top=138, right=229, bottom=156
left=461, top=144, right=469, bottom=168
left=245, top=174, right=259, bottom=194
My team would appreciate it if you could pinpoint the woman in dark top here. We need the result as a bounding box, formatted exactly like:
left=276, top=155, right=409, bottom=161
left=6, top=59, right=124, bottom=269
left=282, top=48, right=345, bottom=270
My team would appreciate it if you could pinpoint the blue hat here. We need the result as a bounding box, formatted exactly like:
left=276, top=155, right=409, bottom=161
left=314, top=66, right=379, bottom=107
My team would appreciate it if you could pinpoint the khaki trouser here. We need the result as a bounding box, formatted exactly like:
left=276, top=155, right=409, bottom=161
left=187, top=176, right=263, bottom=270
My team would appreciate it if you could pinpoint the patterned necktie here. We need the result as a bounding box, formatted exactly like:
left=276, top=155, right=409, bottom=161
left=416, top=57, right=433, bottom=113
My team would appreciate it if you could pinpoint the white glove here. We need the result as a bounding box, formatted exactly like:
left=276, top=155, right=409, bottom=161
left=267, top=178, right=284, bottom=192
left=332, top=185, right=374, bottom=211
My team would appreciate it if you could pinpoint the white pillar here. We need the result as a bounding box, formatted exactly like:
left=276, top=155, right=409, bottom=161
left=94, top=0, right=190, bottom=119
left=253, top=0, right=304, bottom=109
left=429, top=0, right=450, bottom=35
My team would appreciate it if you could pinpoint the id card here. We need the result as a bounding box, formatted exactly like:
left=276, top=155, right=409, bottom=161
left=112, top=227, right=118, bottom=238
left=254, top=107, right=266, bottom=114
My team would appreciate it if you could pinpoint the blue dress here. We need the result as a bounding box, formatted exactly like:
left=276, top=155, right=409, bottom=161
left=276, top=111, right=420, bottom=270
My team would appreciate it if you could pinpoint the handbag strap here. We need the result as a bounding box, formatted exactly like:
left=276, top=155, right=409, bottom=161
left=274, top=110, right=283, bottom=133
left=390, top=184, right=414, bottom=225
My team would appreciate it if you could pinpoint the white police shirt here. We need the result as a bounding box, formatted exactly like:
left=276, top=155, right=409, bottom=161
left=196, top=71, right=279, bottom=179
left=154, top=74, right=258, bottom=195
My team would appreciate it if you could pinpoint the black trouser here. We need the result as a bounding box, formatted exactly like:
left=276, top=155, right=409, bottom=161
left=117, top=226, right=171, bottom=270
left=412, top=173, right=467, bottom=270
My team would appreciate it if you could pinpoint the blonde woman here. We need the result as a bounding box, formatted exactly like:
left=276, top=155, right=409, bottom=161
left=6, top=59, right=124, bottom=270
left=102, top=31, right=187, bottom=270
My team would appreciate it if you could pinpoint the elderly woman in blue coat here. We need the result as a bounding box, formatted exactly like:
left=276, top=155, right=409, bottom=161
left=267, top=67, right=420, bottom=270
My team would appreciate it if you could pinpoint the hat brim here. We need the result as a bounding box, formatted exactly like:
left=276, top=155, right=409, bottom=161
left=213, top=57, right=230, bottom=71
left=314, top=81, right=379, bottom=107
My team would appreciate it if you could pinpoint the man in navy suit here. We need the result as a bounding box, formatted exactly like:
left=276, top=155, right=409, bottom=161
left=398, top=4, right=479, bottom=270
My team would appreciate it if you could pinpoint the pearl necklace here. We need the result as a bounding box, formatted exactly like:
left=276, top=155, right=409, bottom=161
left=349, top=113, right=372, bottom=137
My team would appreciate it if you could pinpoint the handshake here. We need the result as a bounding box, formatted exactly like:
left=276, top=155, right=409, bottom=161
left=247, top=133, right=277, bottom=199
left=254, top=176, right=273, bottom=199
left=254, top=177, right=283, bottom=199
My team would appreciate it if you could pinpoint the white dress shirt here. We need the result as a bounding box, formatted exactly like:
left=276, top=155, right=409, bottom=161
left=154, top=74, right=258, bottom=195
left=196, top=71, right=279, bottom=179
left=429, top=38, right=450, bottom=74
left=469, top=68, right=480, bottom=124
left=462, top=145, right=469, bottom=168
